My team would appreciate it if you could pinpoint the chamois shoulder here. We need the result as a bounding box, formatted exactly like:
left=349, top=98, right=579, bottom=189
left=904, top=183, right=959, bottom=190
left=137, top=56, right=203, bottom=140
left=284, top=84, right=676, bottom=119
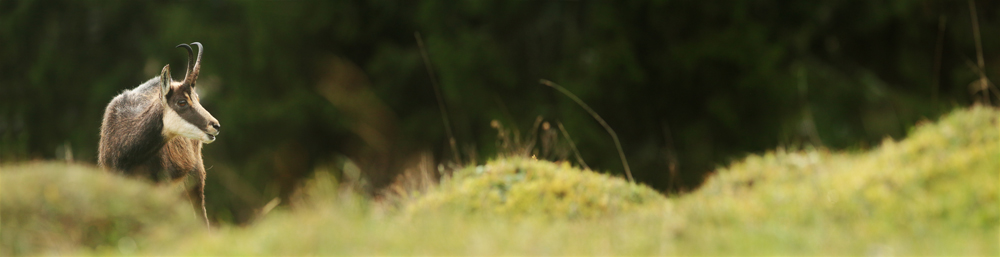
left=131, top=76, right=163, bottom=96
left=107, top=77, right=164, bottom=117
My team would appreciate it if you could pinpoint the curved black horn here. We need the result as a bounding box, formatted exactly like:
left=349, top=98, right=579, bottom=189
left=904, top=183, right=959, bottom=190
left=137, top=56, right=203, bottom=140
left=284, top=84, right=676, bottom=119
left=189, top=42, right=204, bottom=87
left=175, top=43, right=194, bottom=81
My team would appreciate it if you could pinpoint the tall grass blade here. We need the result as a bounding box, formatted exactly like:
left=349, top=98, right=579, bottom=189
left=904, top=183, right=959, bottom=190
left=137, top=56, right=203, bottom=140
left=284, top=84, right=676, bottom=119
left=540, top=79, right=633, bottom=183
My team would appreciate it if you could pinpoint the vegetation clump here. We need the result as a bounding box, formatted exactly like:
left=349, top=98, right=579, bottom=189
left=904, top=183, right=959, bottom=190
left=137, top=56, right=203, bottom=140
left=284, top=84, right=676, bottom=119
left=0, top=162, right=200, bottom=256
left=670, top=105, right=999, bottom=254
left=695, top=105, right=998, bottom=228
left=405, top=158, right=665, bottom=219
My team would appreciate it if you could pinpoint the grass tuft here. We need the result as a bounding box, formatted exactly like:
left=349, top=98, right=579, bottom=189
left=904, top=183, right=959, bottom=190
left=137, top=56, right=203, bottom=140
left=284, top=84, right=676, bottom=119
left=405, top=158, right=664, bottom=219
left=671, top=105, right=999, bottom=254
left=0, top=162, right=201, bottom=256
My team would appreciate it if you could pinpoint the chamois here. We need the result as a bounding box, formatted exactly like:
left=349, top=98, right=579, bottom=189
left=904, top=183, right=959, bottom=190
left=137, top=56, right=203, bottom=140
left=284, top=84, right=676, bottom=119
left=98, top=42, right=220, bottom=227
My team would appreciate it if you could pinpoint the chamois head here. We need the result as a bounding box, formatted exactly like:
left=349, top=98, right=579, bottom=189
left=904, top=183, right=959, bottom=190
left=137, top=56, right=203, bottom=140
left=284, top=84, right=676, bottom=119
left=159, top=42, right=221, bottom=144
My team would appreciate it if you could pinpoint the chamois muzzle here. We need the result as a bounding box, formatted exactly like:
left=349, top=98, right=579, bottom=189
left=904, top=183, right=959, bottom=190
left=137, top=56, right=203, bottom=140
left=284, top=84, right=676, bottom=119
left=206, top=120, right=221, bottom=142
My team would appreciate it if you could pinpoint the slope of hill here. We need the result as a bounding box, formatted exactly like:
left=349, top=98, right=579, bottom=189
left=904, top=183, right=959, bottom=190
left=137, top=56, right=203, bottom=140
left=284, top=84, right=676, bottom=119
left=2, top=106, right=996, bottom=255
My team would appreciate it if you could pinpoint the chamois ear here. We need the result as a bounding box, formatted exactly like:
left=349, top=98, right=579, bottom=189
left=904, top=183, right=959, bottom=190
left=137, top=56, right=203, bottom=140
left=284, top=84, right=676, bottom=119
left=160, top=64, right=172, bottom=101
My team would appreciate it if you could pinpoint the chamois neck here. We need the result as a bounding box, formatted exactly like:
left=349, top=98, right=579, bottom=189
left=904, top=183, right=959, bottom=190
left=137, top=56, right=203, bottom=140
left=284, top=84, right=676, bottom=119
left=102, top=102, right=169, bottom=171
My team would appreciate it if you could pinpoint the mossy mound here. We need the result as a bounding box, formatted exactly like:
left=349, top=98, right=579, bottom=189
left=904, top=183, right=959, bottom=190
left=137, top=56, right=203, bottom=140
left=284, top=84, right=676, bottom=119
left=671, top=105, right=999, bottom=254
left=405, top=158, right=665, bottom=219
left=0, top=162, right=200, bottom=256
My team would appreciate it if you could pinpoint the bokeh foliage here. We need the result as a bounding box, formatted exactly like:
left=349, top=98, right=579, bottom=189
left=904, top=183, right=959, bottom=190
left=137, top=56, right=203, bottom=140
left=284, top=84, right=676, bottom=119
left=1, top=0, right=998, bottom=223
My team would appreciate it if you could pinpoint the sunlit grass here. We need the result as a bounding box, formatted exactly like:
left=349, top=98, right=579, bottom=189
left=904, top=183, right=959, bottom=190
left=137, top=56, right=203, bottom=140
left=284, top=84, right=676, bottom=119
left=2, top=106, right=997, bottom=255
left=405, top=158, right=664, bottom=219
left=0, top=162, right=201, bottom=256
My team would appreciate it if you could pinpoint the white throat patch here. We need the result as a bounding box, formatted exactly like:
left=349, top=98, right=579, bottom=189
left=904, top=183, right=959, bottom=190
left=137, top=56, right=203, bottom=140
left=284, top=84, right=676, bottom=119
left=163, top=107, right=211, bottom=143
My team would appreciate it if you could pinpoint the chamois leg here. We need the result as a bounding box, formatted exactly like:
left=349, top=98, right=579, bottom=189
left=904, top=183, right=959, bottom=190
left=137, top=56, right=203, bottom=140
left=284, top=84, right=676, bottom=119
left=188, top=166, right=209, bottom=228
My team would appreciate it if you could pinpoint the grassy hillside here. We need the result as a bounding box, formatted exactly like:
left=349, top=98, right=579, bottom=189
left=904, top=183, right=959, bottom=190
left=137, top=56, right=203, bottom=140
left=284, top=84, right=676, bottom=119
left=404, top=158, right=666, bottom=219
left=1, top=106, right=997, bottom=255
left=666, top=105, right=999, bottom=254
left=0, top=162, right=201, bottom=256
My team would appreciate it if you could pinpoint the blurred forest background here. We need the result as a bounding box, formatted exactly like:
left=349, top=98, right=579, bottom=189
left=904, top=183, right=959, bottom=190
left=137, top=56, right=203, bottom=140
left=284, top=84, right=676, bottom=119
left=2, top=0, right=998, bottom=224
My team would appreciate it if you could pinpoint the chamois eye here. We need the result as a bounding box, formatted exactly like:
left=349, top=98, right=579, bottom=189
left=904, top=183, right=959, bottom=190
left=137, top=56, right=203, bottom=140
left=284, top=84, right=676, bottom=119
left=178, top=100, right=188, bottom=107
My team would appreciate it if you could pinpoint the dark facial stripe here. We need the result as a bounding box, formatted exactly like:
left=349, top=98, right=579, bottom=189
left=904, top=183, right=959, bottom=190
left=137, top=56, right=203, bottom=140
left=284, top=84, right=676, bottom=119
left=169, top=88, right=213, bottom=132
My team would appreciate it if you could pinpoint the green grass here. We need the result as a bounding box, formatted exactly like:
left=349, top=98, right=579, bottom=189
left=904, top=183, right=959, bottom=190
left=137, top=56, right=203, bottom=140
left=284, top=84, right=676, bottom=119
left=2, top=106, right=997, bottom=255
left=404, top=158, right=664, bottom=219
left=0, top=162, right=201, bottom=256
left=673, top=106, right=1000, bottom=254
